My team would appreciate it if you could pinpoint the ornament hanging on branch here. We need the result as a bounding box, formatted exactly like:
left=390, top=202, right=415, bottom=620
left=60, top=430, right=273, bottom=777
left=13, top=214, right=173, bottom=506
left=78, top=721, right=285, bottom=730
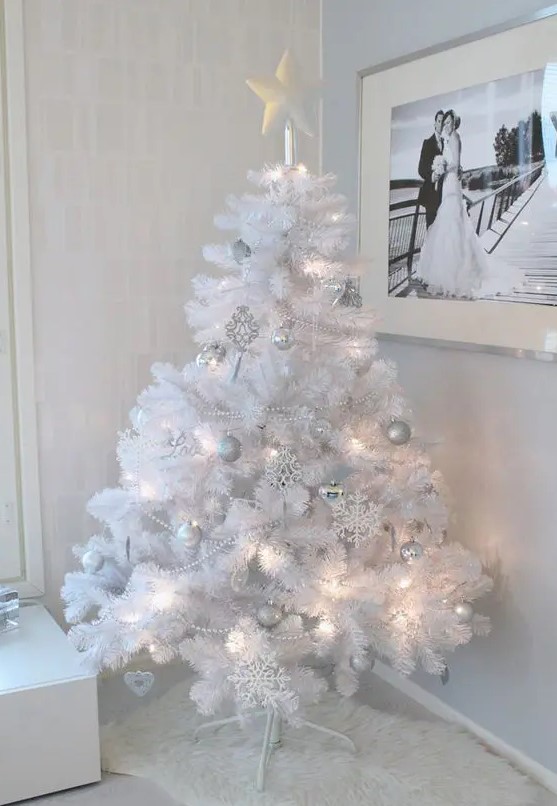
left=225, top=305, right=260, bottom=380
left=400, top=540, right=424, bottom=563
left=386, top=419, right=412, bottom=446
left=332, top=277, right=363, bottom=308
left=333, top=491, right=382, bottom=546
left=230, top=566, right=250, bottom=592
left=123, top=670, right=154, bottom=697
left=256, top=603, right=283, bottom=628
left=318, top=480, right=344, bottom=502
left=350, top=647, right=376, bottom=673
left=177, top=520, right=202, bottom=549
left=82, top=550, right=104, bottom=574
left=217, top=434, right=242, bottom=462
left=454, top=602, right=474, bottom=624
left=232, top=238, right=252, bottom=263
left=196, top=342, right=226, bottom=368
left=265, top=445, right=302, bottom=490
left=271, top=326, right=294, bottom=351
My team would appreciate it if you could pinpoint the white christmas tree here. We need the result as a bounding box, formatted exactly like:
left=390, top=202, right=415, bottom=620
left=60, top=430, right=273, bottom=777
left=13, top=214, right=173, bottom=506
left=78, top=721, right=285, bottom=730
left=63, top=52, right=491, bottom=737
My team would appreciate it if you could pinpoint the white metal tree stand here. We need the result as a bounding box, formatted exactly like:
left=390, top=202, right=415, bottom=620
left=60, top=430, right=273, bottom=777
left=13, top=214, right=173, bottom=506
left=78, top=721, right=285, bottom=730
left=195, top=706, right=357, bottom=792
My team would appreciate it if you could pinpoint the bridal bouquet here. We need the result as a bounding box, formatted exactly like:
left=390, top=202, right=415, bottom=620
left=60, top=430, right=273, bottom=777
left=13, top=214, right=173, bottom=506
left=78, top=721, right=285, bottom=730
left=432, top=155, right=446, bottom=188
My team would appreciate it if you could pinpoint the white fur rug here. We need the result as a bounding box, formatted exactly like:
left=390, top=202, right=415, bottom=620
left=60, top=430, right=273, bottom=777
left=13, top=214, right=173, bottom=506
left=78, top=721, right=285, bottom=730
left=101, top=680, right=535, bottom=806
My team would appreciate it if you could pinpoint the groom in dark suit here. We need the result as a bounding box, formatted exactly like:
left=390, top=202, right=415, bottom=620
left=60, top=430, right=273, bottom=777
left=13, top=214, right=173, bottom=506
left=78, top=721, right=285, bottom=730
left=418, top=110, right=444, bottom=228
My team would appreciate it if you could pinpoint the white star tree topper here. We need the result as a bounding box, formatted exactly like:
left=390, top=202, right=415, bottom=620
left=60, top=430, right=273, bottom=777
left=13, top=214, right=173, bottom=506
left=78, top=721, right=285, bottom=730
left=246, top=49, right=316, bottom=138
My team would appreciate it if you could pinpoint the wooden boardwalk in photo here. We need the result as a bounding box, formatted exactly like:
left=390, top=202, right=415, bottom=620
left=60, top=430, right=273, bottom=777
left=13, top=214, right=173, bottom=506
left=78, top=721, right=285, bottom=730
left=482, top=174, right=557, bottom=305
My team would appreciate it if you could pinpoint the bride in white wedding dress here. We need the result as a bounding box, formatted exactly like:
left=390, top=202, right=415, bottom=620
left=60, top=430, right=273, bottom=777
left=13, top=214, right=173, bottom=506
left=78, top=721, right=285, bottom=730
left=418, top=110, right=520, bottom=299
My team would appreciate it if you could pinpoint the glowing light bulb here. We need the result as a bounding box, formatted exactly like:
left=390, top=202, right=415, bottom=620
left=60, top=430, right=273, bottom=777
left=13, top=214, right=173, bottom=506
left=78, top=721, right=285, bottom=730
left=226, top=629, right=247, bottom=655
left=140, top=481, right=156, bottom=500
left=317, top=619, right=336, bottom=637
left=297, top=163, right=308, bottom=174
left=152, top=590, right=175, bottom=611
left=121, top=611, right=141, bottom=625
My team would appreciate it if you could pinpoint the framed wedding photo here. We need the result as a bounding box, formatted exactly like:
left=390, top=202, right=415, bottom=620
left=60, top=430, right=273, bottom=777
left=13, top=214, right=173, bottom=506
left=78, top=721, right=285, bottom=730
left=359, top=7, right=557, bottom=356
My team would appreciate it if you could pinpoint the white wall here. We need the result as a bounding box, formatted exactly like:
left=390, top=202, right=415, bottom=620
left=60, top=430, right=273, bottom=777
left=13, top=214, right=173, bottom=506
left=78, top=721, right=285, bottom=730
left=323, top=0, right=557, bottom=776
left=23, top=0, right=320, bottom=619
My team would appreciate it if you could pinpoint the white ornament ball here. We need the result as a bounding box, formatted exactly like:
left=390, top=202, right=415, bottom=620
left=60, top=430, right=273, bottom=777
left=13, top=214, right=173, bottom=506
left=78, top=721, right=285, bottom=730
left=318, top=481, right=344, bottom=502
left=230, top=566, right=249, bottom=592
left=350, top=649, right=376, bottom=673
left=271, top=327, right=294, bottom=351
left=177, top=520, right=202, bottom=549
left=454, top=601, right=474, bottom=624
left=217, top=434, right=242, bottom=462
left=196, top=342, right=226, bottom=368
left=400, top=540, right=424, bottom=563
left=256, top=603, right=283, bottom=628
left=82, top=550, right=104, bottom=574
left=386, top=419, right=412, bottom=446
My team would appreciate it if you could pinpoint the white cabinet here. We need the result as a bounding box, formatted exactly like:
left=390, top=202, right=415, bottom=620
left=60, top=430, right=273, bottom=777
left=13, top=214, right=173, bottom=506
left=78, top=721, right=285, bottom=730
left=0, top=606, right=100, bottom=804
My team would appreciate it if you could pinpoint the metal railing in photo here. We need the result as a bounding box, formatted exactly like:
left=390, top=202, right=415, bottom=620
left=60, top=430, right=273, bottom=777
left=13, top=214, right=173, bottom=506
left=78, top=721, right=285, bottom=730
left=387, top=162, right=546, bottom=296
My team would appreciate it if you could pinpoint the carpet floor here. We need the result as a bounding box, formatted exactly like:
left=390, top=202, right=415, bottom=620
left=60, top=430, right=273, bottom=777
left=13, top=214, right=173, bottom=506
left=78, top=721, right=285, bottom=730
left=31, top=665, right=555, bottom=806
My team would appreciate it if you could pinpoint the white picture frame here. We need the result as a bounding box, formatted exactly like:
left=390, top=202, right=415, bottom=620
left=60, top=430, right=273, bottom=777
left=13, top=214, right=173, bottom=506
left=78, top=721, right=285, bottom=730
left=359, top=7, right=557, bottom=358
left=0, top=0, right=43, bottom=596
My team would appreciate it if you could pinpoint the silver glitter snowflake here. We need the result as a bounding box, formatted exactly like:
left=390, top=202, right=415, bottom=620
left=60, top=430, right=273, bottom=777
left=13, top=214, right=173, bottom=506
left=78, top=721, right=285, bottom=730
left=333, top=491, right=382, bottom=546
left=228, top=657, right=294, bottom=711
left=265, top=446, right=302, bottom=490
left=225, top=305, right=260, bottom=351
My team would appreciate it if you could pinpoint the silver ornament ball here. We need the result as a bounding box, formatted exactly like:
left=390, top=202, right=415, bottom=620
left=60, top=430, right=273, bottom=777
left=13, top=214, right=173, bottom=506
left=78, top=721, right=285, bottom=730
left=177, top=520, right=202, bottom=549
left=217, top=434, right=242, bottom=462
left=386, top=419, right=412, bottom=446
left=256, top=603, right=283, bottom=628
left=271, top=326, right=294, bottom=351
left=232, top=238, right=252, bottom=263
left=318, top=481, right=345, bottom=502
left=196, top=342, right=226, bottom=368
left=400, top=540, right=424, bottom=563
left=350, top=649, right=376, bottom=673
left=454, top=601, right=474, bottom=624
left=82, top=550, right=104, bottom=574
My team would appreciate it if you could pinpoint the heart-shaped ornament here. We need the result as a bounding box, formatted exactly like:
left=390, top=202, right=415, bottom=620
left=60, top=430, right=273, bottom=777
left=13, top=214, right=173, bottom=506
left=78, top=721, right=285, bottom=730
left=124, top=670, right=154, bottom=697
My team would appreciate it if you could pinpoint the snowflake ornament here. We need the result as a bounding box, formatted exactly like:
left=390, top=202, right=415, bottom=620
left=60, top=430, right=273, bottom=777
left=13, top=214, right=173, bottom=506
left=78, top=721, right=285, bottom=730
left=333, top=491, right=382, bottom=546
left=265, top=446, right=302, bottom=490
left=228, top=656, right=296, bottom=712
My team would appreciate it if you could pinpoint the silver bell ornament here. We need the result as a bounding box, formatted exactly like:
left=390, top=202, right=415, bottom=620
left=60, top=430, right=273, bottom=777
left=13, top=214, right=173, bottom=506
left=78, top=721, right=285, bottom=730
left=177, top=520, right=202, bottom=549
left=230, top=566, right=250, bottom=592
left=350, top=648, right=376, bottom=673
left=386, top=419, right=412, bottom=446
left=82, top=550, right=104, bottom=574
left=400, top=540, right=424, bottom=563
left=454, top=601, right=474, bottom=624
left=318, top=481, right=345, bottom=502
left=256, top=603, right=283, bottom=628
left=232, top=238, right=252, bottom=263
left=196, top=342, right=226, bottom=368
left=217, top=434, right=242, bottom=462
left=271, top=326, right=294, bottom=351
